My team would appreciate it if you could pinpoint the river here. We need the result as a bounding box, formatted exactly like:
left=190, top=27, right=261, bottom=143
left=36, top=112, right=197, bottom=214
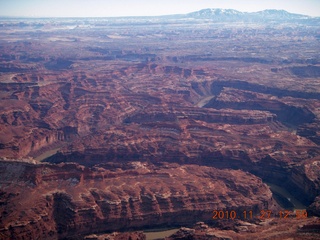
left=144, top=228, right=180, bottom=240
left=265, top=182, right=306, bottom=209
left=34, top=147, right=61, bottom=162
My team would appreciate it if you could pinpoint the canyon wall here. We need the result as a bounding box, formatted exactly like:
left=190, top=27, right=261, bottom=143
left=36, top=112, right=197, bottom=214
left=0, top=161, right=277, bottom=239
left=0, top=15, right=320, bottom=239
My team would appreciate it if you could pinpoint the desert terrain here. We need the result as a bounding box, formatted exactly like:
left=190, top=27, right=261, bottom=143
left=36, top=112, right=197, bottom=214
left=0, top=9, right=320, bottom=239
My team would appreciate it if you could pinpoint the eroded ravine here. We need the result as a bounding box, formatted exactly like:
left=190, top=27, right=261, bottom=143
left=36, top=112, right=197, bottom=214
left=1, top=14, right=320, bottom=239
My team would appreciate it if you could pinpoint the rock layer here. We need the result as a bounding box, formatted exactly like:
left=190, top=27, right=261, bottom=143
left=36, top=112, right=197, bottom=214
left=0, top=14, right=320, bottom=239
left=166, top=218, right=320, bottom=240
left=0, top=161, right=277, bottom=239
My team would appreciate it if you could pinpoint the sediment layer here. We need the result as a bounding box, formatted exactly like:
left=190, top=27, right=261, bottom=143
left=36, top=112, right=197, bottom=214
left=0, top=161, right=277, bottom=239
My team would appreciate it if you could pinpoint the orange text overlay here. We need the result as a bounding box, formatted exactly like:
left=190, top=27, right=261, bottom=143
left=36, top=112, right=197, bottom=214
left=212, top=209, right=308, bottom=220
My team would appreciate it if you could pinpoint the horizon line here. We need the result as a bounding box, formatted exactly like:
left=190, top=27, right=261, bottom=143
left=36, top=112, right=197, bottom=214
left=0, top=8, right=319, bottom=19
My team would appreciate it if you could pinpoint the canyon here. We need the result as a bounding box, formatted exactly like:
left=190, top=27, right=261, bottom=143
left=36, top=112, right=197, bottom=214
left=0, top=161, right=277, bottom=239
left=0, top=9, right=320, bottom=239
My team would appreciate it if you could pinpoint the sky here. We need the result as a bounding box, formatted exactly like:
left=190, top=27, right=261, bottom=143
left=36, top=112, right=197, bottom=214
left=0, top=0, right=319, bottom=18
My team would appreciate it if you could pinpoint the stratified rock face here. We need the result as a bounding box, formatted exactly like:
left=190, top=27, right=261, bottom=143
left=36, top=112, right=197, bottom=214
left=84, top=231, right=146, bottom=240
left=0, top=161, right=277, bottom=239
left=1, top=20, right=320, bottom=164
left=0, top=15, right=320, bottom=239
left=167, top=218, right=320, bottom=240
left=308, top=197, right=320, bottom=217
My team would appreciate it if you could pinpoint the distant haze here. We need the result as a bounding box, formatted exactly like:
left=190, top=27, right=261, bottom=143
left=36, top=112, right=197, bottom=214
left=0, top=0, right=319, bottom=18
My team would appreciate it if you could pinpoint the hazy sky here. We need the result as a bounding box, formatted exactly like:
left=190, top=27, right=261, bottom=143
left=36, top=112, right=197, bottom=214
left=0, top=0, right=319, bottom=17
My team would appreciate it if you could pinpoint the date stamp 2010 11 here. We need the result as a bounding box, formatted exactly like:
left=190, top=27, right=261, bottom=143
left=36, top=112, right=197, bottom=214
left=212, top=209, right=308, bottom=220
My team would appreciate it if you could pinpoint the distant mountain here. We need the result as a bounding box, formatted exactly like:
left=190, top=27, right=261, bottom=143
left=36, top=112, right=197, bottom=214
left=186, top=8, right=312, bottom=21
left=187, top=8, right=244, bottom=18
left=252, top=9, right=310, bottom=19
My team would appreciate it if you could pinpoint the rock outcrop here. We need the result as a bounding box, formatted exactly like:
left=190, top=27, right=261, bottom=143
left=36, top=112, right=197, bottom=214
left=0, top=14, right=320, bottom=239
left=166, top=218, right=320, bottom=240
left=0, top=161, right=277, bottom=239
